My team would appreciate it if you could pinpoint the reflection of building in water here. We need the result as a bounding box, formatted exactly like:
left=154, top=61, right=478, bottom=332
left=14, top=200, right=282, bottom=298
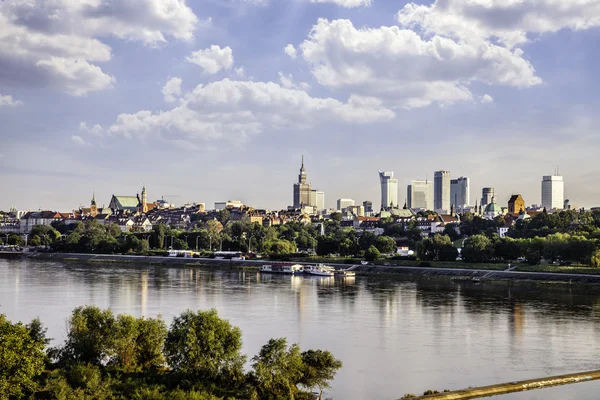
left=140, top=270, right=148, bottom=317
left=509, top=303, right=524, bottom=339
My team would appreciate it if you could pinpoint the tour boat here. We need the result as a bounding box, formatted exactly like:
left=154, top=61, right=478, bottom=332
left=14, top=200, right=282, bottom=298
left=305, top=265, right=335, bottom=277
left=260, top=264, right=304, bottom=275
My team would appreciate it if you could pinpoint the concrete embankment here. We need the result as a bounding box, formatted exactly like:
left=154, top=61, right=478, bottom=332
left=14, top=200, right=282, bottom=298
left=22, top=253, right=600, bottom=285
left=409, top=369, right=600, bottom=399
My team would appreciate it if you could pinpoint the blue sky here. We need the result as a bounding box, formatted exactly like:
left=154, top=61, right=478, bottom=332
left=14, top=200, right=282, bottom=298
left=1, top=0, right=600, bottom=211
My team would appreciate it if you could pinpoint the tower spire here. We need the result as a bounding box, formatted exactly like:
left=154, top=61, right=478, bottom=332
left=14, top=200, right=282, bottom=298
left=302, top=154, right=304, bottom=169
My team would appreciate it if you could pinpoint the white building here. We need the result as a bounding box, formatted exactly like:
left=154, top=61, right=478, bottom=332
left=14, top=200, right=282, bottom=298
left=337, top=198, right=355, bottom=211
left=450, top=177, right=470, bottom=212
left=481, top=187, right=494, bottom=208
left=541, top=175, right=564, bottom=210
left=311, top=190, right=325, bottom=211
left=434, top=170, right=451, bottom=213
left=215, top=200, right=244, bottom=210
left=378, top=171, right=398, bottom=210
left=407, top=180, right=433, bottom=210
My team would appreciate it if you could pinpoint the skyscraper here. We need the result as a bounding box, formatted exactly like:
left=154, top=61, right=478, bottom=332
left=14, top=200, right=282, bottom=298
left=407, top=180, right=433, bottom=210
left=293, top=155, right=312, bottom=208
left=450, top=177, right=470, bottom=212
left=363, top=201, right=373, bottom=215
left=337, top=198, right=355, bottom=211
left=481, top=187, right=495, bottom=207
left=434, top=170, right=451, bottom=213
left=379, top=171, right=398, bottom=210
left=311, top=190, right=325, bottom=211
left=541, top=175, right=564, bottom=210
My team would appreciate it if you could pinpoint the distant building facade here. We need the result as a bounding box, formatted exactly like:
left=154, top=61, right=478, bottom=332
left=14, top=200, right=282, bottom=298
left=450, top=177, right=470, bottom=212
left=293, top=156, right=312, bottom=208
left=363, top=201, right=373, bottom=215
left=311, top=190, right=325, bottom=211
left=434, top=170, right=451, bottom=213
left=378, top=171, right=398, bottom=210
left=508, top=194, right=526, bottom=214
left=337, top=199, right=355, bottom=211
left=407, top=180, right=433, bottom=210
left=481, top=187, right=495, bottom=208
left=541, top=175, right=564, bottom=210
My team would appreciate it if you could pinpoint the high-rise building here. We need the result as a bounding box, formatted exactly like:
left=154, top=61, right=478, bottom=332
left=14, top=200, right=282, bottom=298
left=378, top=171, right=398, bottom=210
left=407, top=180, right=433, bottom=210
left=293, top=155, right=312, bottom=208
left=363, top=201, right=373, bottom=214
left=481, top=187, right=495, bottom=207
left=450, top=177, right=470, bottom=212
left=337, top=198, right=355, bottom=211
left=434, top=170, right=451, bottom=213
left=311, top=190, right=325, bottom=211
left=542, top=175, right=564, bottom=210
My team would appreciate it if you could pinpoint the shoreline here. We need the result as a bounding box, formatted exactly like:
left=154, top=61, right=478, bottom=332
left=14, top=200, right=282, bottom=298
left=16, top=252, right=600, bottom=285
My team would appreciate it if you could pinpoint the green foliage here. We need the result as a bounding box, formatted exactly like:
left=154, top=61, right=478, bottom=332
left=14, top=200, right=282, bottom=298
left=416, top=235, right=457, bottom=261
left=165, top=309, right=245, bottom=384
left=329, top=212, right=343, bottom=222
left=462, top=234, right=494, bottom=263
left=251, top=338, right=304, bottom=399
left=0, top=314, right=46, bottom=399
left=300, top=349, right=343, bottom=395
left=374, top=236, right=396, bottom=254
left=365, top=245, right=380, bottom=261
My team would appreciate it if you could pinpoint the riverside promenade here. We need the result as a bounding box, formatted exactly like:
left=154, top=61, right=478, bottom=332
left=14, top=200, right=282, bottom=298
left=410, top=369, right=600, bottom=399
left=23, top=252, right=600, bottom=285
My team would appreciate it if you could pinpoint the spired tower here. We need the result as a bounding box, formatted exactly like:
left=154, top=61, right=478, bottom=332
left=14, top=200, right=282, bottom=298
left=293, top=155, right=312, bottom=208
left=90, top=191, right=98, bottom=217
left=141, top=186, right=148, bottom=213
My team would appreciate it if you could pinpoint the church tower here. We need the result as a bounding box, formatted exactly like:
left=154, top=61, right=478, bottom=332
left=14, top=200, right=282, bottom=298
left=90, top=191, right=98, bottom=217
left=141, top=186, right=148, bottom=213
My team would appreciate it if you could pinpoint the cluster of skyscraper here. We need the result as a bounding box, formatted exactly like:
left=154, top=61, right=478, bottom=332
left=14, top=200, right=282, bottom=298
left=293, top=157, right=566, bottom=213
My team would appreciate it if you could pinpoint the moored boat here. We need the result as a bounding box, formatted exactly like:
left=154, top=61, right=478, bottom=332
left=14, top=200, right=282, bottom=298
left=260, top=264, right=304, bottom=274
left=0, top=247, right=24, bottom=258
left=334, top=270, right=356, bottom=277
left=305, top=264, right=335, bottom=277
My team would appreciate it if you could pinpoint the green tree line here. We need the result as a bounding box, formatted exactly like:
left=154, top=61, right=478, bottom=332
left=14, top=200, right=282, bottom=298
left=1, top=307, right=342, bottom=400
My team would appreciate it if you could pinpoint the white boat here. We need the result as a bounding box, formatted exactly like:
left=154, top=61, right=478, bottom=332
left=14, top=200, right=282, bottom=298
left=305, top=265, right=335, bottom=277
left=260, top=264, right=304, bottom=274
left=334, top=270, right=356, bottom=277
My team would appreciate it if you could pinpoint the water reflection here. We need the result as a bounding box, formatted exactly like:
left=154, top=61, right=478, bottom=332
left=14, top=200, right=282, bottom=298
left=3, top=259, right=600, bottom=400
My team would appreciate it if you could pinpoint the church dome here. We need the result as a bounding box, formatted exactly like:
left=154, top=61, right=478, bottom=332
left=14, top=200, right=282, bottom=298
left=485, top=202, right=501, bottom=213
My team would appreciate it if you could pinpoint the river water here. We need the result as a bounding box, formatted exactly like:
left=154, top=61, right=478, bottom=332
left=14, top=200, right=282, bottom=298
left=2, top=258, right=600, bottom=400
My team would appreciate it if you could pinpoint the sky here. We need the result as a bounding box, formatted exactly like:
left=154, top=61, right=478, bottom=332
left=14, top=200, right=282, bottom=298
left=1, top=0, right=600, bottom=212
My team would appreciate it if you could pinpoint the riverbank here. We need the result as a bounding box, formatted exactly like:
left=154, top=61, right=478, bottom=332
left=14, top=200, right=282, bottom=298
left=20, top=252, right=600, bottom=285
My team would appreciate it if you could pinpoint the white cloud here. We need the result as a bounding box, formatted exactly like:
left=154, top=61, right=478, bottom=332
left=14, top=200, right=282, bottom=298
left=235, top=67, right=246, bottom=78
left=295, top=18, right=541, bottom=109
left=310, top=0, right=372, bottom=8
left=397, top=0, right=600, bottom=48
left=71, top=135, right=90, bottom=146
left=278, top=72, right=310, bottom=91
left=0, top=94, right=23, bottom=107
left=187, top=46, right=235, bottom=74
left=480, top=94, right=494, bottom=104
left=105, top=78, right=394, bottom=145
left=284, top=44, right=297, bottom=59
left=162, top=77, right=183, bottom=103
left=79, top=121, right=104, bottom=136
left=0, top=0, right=200, bottom=95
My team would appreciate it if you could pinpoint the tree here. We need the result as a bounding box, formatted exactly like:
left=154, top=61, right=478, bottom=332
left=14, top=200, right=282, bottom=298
left=217, top=209, right=230, bottom=225
left=57, top=306, right=115, bottom=365
left=300, top=350, right=343, bottom=399
left=494, top=238, right=522, bottom=261
left=438, top=245, right=458, bottom=262
left=251, top=338, right=304, bottom=399
left=364, top=245, right=380, bottom=262
left=206, top=220, right=223, bottom=251
left=165, top=309, right=245, bottom=384
left=329, top=212, right=343, bottom=223
left=443, top=223, right=460, bottom=241
left=0, top=314, right=46, bottom=398
left=374, top=236, right=396, bottom=254
left=153, top=224, right=167, bottom=250
left=416, top=238, right=436, bottom=261
left=461, top=234, right=494, bottom=263
left=110, top=314, right=167, bottom=372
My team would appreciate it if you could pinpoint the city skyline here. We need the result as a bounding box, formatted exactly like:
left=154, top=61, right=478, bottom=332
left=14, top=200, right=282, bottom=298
left=1, top=1, right=597, bottom=210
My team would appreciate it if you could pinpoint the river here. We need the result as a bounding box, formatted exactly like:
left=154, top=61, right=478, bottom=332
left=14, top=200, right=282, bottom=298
left=2, top=258, right=600, bottom=400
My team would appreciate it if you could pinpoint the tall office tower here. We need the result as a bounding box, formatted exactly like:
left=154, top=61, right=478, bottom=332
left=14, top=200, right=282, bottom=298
left=481, top=187, right=495, bottom=207
left=450, top=177, right=470, bottom=212
left=293, top=155, right=312, bottom=208
left=407, top=180, right=433, bottom=210
left=337, top=199, right=355, bottom=211
left=434, top=170, right=451, bottom=213
left=311, top=190, right=325, bottom=211
left=541, top=175, right=564, bottom=210
left=379, top=171, right=399, bottom=210
left=363, top=201, right=373, bottom=214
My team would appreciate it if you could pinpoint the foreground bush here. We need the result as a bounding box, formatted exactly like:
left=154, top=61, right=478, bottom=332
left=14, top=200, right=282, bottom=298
left=0, top=307, right=343, bottom=400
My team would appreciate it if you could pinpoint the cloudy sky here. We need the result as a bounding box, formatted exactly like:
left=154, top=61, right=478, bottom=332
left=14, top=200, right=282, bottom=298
left=1, top=0, right=599, bottom=212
